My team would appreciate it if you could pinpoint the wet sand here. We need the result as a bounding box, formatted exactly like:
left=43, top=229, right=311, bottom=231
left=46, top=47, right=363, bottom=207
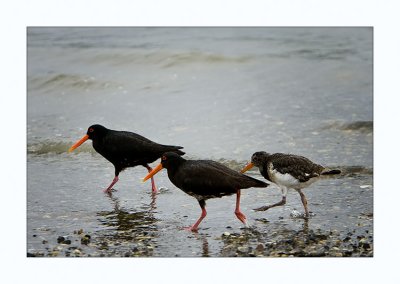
left=27, top=157, right=372, bottom=257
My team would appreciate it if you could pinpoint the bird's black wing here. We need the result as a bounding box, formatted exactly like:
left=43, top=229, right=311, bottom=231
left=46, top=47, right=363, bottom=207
left=172, top=160, right=267, bottom=198
left=102, top=131, right=182, bottom=165
left=204, top=160, right=268, bottom=187
left=117, top=131, right=184, bottom=155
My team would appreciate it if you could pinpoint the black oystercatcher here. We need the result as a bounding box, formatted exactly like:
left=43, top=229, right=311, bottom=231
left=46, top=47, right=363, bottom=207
left=68, top=124, right=185, bottom=193
left=142, top=152, right=268, bottom=231
left=241, top=151, right=341, bottom=217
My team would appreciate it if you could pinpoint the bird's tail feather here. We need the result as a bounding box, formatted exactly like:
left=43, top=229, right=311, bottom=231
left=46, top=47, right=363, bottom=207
left=321, top=169, right=341, bottom=175
left=164, top=145, right=185, bottom=156
left=245, top=175, right=269, bottom=188
left=174, top=149, right=185, bottom=156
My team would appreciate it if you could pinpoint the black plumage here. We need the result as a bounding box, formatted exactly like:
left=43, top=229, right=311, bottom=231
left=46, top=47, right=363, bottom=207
left=143, top=152, right=268, bottom=231
left=69, top=124, right=185, bottom=193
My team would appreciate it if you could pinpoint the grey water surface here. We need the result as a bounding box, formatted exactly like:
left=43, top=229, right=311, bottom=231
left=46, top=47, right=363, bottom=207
left=27, top=27, right=373, bottom=257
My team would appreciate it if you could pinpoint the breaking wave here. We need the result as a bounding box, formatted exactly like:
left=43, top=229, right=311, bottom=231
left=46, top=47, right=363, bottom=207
left=28, top=141, right=94, bottom=155
left=88, top=50, right=252, bottom=68
left=28, top=73, right=119, bottom=92
left=322, top=121, right=373, bottom=134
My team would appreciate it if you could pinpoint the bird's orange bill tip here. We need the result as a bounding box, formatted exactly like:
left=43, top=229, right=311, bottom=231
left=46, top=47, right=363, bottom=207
left=142, top=163, right=163, bottom=182
left=68, top=134, right=89, bottom=153
left=240, top=162, right=254, bottom=173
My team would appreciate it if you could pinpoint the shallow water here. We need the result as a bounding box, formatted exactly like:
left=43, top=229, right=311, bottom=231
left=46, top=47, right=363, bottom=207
left=27, top=27, right=373, bottom=257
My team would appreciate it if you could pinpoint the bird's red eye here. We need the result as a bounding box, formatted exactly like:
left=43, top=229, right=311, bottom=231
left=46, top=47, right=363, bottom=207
left=161, top=156, right=167, bottom=161
left=89, top=128, right=94, bottom=133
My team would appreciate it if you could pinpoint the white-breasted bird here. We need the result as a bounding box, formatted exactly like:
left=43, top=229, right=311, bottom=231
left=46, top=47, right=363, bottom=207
left=241, top=151, right=341, bottom=217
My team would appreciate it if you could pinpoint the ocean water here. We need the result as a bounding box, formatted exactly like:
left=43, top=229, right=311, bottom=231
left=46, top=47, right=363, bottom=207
left=27, top=27, right=373, bottom=257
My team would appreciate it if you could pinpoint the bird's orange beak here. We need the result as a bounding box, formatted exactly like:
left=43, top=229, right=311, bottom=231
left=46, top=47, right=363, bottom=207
left=68, top=134, right=89, bottom=152
left=240, top=162, right=254, bottom=173
left=143, top=163, right=163, bottom=182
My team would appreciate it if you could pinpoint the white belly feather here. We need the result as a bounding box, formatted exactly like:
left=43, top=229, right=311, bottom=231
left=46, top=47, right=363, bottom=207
left=269, top=166, right=319, bottom=190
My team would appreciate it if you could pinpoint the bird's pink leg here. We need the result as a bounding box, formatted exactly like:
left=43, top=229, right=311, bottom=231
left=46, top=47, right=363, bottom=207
left=145, top=165, right=157, bottom=193
left=235, top=189, right=248, bottom=226
left=185, top=200, right=207, bottom=232
left=254, top=187, right=287, bottom=211
left=104, top=176, right=119, bottom=193
left=254, top=196, right=287, bottom=211
left=298, top=190, right=310, bottom=218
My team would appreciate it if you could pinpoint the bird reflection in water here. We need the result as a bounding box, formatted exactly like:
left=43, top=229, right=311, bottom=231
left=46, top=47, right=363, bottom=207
left=97, top=193, right=159, bottom=242
left=302, top=218, right=309, bottom=234
left=104, top=189, right=158, bottom=211
left=189, top=232, right=210, bottom=257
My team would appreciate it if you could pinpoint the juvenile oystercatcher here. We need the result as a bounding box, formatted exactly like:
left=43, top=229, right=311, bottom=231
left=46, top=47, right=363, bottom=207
left=68, top=124, right=185, bottom=193
left=143, top=152, right=268, bottom=231
left=241, top=151, right=341, bottom=218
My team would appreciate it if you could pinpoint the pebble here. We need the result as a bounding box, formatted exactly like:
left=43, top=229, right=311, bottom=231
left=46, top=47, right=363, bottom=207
left=81, top=235, right=91, bottom=245
left=237, top=246, right=248, bottom=253
left=331, top=252, right=343, bottom=257
left=78, top=229, right=84, bottom=234
left=290, top=210, right=303, bottom=218
left=49, top=251, right=59, bottom=257
left=343, top=236, right=351, bottom=242
left=57, top=236, right=65, bottom=243
left=256, top=244, right=264, bottom=251
left=30, top=210, right=373, bottom=257
left=360, top=185, right=371, bottom=189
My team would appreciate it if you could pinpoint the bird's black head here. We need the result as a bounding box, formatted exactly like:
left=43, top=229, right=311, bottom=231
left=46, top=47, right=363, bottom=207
left=69, top=124, right=109, bottom=153
left=251, top=151, right=270, bottom=167
left=160, top=152, right=186, bottom=169
left=142, top=152, right=186, bottom=182
left=86, top=124, right=108, bottom=140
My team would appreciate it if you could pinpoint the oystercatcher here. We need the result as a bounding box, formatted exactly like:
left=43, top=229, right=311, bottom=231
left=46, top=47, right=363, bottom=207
left=69, top=124, right=185, bottom=193
left=143, top=152, right=268, bottom=231
left=241, top=151, right=341, bottom=217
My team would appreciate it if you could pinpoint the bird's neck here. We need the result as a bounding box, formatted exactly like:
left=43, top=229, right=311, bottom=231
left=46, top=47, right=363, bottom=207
left=165, top=159, right=186, bottom=177
left=259, top=163, right=272, bottom=181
